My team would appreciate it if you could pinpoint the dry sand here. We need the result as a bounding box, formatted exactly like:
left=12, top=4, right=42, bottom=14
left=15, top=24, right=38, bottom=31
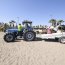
left=0, top=32, right=65, bottom=65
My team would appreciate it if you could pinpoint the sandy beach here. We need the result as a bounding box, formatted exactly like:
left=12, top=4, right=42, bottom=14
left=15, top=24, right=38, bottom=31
left=0, top=32, right=65, bottom=65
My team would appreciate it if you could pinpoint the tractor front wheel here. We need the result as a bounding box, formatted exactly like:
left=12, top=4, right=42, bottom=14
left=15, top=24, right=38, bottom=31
left=4, top=33, right=15, bottom=42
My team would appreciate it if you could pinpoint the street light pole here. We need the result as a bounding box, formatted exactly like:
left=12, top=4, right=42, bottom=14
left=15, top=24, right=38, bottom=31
left=17, top=17, right=19, bottom=23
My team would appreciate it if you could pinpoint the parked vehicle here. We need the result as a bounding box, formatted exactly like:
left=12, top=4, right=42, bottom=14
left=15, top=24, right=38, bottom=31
left=42, top=32, right=65, bottom=43
left=38, top=28, right=65, bottom=43
left=4, top=21, right=36, bottom=42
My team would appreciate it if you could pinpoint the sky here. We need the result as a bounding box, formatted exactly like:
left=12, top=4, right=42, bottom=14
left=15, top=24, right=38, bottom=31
left=0, top=0, right=65, bottom=25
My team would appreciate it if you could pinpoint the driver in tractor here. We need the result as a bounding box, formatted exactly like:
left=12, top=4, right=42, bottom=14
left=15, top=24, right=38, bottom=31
left=18, top=24, right=23, bottom=37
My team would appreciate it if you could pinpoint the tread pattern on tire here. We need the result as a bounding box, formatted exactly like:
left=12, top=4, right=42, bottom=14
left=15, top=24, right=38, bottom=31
left=59, top=37, right=65, bottom=43
left=23, top=31, right=36, bottom=41
left=4, top=33, right=15, bottom=42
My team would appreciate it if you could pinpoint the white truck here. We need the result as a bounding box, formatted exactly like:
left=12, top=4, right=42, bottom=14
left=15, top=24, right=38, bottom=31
left=37, top=32, right=65, bottom=43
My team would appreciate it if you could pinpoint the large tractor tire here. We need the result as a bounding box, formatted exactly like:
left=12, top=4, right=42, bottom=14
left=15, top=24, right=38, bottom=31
left=23, top=31, right=36, bottom=41
left=4, top=33, right=15, bottom=42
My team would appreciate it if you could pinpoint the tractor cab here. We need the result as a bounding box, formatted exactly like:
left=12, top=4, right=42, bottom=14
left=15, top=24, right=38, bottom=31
left=22, top=21, right=33, bottom=31
left=22, top=21, right=32, bottom=27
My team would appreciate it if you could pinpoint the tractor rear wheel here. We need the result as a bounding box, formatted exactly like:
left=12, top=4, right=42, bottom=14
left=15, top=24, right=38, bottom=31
left=23, top=31, right=36, bottom=41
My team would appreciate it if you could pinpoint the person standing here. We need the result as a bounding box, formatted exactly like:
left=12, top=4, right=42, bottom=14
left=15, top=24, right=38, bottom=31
left=18, top=24, right=22, bottom=37
left=47, top=27, right=52, bottom=34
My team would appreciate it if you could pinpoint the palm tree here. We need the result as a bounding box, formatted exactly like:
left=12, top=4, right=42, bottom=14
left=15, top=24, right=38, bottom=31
left=4, top=23, right=9, bottom=31
left=37, top=25, right=39, bottom=28
left=57, top=20, right=64, bottom=25
left=33, top=26, right=35, bottom=28
left=40, top=25, right=42, bottom=28
left=0, top=22, right=4, bottom=31
left=49, top=19, right=56, bottom=27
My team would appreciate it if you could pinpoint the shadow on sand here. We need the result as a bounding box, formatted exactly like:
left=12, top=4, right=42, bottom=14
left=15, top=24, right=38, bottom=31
left=34, top=37, right=58, bottom=42
left=43, top=39, right=58, bottom=42
left=6, top=37, right=60, bottom=43
left=14, top=38, right=23, bottom=42
left=15, top=37, right=59, bottom=42
left=35, top=37, right=43, bottom=41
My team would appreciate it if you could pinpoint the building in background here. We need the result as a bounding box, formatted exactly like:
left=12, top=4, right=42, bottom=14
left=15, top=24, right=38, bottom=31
left=9, top=20, right=17, bottom=28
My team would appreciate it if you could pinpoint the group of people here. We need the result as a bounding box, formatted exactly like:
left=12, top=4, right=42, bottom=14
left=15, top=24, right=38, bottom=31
left=47, top=26, right=62, bottom=34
